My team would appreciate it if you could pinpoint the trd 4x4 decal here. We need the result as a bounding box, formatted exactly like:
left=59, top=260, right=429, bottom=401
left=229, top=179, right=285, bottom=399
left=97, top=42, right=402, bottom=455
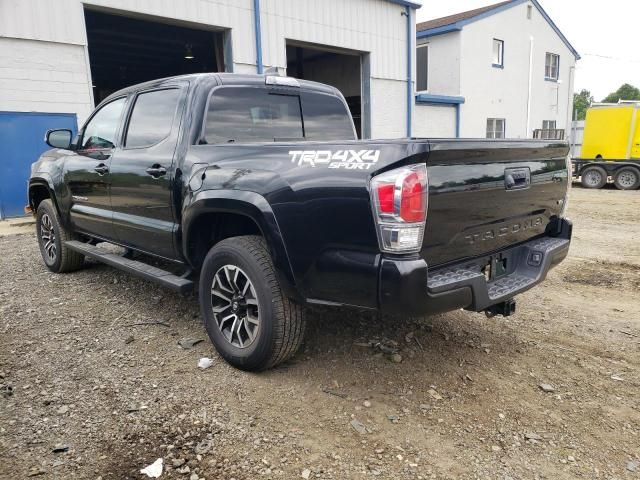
left=289, top=150, right=380, bottom=169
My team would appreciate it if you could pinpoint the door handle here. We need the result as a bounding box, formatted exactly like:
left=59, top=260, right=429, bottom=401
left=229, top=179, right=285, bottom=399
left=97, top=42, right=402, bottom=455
left=146, top=165, right=167, bottom=178
left=94, top=163, right=109, bottom=175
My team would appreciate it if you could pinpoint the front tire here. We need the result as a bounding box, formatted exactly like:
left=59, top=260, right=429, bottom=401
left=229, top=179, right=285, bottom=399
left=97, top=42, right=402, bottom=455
left=199, top=236, right=306, bottom=371
left=36, top=199, right=84, bottom=273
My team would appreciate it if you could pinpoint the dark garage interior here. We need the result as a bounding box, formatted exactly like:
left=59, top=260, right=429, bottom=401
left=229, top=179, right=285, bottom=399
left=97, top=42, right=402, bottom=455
left=84, top=9, right=226, bottom=104
left=286, top=43, right=363, bottom=138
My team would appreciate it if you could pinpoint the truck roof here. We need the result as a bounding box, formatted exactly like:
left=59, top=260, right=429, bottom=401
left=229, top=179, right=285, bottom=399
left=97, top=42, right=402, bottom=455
left=100, top=72, right=341, bottom=107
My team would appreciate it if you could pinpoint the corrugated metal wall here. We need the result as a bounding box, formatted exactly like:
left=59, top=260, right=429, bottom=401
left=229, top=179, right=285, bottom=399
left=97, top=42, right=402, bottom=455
left=0, top=0, right=257, bottom=69
left=0, top=0, right=409, bottom=80
left=0, top=0, right=412, bottom=137
left=261, top=0, right=407, bottom=80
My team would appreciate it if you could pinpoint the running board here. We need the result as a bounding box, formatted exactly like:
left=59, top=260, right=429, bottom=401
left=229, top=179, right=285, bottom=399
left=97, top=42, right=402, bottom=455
left=65, top=240, right=193, bottom=293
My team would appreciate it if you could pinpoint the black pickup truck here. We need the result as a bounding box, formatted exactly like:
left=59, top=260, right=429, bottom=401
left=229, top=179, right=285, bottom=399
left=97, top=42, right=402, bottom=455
left=28, top=72, right=572, bottom=370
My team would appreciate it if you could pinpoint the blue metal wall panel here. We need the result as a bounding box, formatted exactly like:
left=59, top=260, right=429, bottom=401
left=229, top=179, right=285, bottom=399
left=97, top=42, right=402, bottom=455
left=0, top=112, right=77, bottom=219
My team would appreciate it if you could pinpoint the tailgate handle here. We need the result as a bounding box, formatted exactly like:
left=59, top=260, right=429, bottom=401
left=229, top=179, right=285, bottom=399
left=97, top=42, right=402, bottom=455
left=504, top=168, right=531, bottom=190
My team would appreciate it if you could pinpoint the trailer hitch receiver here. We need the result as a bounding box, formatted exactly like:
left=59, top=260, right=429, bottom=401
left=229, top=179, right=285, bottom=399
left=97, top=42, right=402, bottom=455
left=484, top=299, right=516, bottom=318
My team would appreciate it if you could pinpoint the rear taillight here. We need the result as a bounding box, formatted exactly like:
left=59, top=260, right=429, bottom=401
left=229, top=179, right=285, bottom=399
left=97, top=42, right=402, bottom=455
left=370, top=164, right=428, bottom=253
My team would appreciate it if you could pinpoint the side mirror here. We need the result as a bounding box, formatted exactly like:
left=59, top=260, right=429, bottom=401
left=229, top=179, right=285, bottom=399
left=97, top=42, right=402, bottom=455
left=45, top=129, right=73, bottom=149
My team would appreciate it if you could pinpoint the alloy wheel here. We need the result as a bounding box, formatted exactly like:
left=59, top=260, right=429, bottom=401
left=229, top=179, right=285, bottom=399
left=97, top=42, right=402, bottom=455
left=40, top=213, right=57, bottom=262
left=210, top=265, right=260, bottom=348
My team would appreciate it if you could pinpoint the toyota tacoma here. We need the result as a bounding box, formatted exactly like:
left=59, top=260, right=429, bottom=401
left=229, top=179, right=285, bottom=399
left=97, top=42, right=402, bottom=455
left=28, top=72, right=572, bottom=370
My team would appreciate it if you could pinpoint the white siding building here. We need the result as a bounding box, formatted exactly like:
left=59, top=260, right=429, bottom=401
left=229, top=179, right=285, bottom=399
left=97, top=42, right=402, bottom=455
left=0, top=0, right=422, bottom=218
left=0, top=0, right=421, bottom=138
left=413, top=0, right=579, bottom=139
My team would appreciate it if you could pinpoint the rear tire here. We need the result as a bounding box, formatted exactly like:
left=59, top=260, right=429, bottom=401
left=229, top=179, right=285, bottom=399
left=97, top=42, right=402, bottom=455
left=613, top=167, right=640, bottom=190
left=36, top=199, right=84, bottom=273
left=580, top=166, right=607, bottom=189
left=199, top=235, right=306, bottom=371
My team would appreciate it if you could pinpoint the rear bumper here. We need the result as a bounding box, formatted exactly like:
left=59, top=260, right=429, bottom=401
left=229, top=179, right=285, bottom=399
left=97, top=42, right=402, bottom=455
left=379, top=219, right=572, bottom=315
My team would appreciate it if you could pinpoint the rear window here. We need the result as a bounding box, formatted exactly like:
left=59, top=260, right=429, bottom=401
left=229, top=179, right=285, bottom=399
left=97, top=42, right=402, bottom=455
left=204, top=88, right=303, bottom=144
left=301, top=92, right=355, bottom=141
left=203, top=87, right=355, bottom=144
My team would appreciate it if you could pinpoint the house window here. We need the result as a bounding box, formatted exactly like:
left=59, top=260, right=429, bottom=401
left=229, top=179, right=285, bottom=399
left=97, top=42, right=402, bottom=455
left=545, top=52, right=559, bottom=80
left=538, top=120, right=560, bottom=139
left=527, top=5, right=532, bottom=19
left=492, top=39, right=504, bottom=67
left=417, top=44, right=429, bottom=91
left=486, top=118, right=505, bottom=139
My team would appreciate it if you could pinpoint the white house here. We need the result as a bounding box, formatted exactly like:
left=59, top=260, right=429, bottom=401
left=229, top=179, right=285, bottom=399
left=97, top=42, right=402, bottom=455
left=413, top=0, right=579, bottom=139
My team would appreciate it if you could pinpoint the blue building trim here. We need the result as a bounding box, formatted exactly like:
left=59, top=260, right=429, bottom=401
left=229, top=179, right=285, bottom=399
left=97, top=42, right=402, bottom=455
left=415, top=93, right=465, bottom=105
left=405, top=6, right=413, bottom=138
left=415, top=94, right=465, bottom=138
left=416, top=0, right=579, bottom=59
left=416, top=24, right=462, bottom=38
left=253, top=0, right=263, bottom=74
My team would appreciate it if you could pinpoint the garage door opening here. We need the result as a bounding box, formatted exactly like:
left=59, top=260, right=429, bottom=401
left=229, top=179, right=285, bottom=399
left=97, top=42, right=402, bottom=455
left=286, top=43, right=368, bottom=138
left=84, top=9, right=227, bottom=104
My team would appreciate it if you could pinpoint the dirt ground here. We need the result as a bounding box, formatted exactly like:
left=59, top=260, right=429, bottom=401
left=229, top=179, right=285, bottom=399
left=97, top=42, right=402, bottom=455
left=1, top=185, right=638, bottom=480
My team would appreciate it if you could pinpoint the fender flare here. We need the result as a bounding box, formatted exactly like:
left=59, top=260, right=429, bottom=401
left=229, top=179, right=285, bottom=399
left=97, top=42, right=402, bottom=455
left=28, top=175, right=63, bottom=219
left=182, top=190, right=300, bottom=300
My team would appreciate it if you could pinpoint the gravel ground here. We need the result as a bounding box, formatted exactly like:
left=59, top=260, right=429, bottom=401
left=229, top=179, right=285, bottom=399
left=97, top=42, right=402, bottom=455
left=1, top=185, right=639, bottom=480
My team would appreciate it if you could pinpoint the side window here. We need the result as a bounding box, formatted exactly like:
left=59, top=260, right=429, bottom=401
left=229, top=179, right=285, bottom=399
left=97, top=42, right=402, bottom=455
left=204, top=87, right=303, bottom=144
left=301, top=92, right=356, bottom=141
left=416, top=44, right=429, bottom=91
left=545, top=52, right=559, bottom=80
left=81, top=97, right=126, bottom=150
left=486, top=118, right=505, bottom=139
left=492, top=39, right=504, bottom=68
left=125, top=89, right=181, bottom=148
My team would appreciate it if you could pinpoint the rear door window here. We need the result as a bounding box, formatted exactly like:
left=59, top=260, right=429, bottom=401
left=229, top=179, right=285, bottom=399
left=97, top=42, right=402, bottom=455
left=125, top=89, right=181, bottom=148
left=204, top=88, right=303, bottom=144
left=301, top=92, right=356, bottom=141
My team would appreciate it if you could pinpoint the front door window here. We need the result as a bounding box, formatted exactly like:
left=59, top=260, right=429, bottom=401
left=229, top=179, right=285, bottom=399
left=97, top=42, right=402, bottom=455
left=80, top=97, right=127, bottom=151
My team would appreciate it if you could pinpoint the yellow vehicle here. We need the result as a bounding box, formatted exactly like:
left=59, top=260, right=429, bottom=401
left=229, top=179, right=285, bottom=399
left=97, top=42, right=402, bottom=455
left=582, top=102, right=640, bottom=160
left=573, top=101, right=640, bottom=190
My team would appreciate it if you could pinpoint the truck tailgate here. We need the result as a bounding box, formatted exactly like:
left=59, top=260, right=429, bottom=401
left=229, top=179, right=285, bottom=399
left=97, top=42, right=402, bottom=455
left=423, top=139, right=569, bottom=267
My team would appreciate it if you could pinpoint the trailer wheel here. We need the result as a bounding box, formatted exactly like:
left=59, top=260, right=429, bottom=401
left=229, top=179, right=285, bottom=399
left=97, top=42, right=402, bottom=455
left=613, top=167, right=640, bottom=190
left=581, top=166, right=607, bottom=189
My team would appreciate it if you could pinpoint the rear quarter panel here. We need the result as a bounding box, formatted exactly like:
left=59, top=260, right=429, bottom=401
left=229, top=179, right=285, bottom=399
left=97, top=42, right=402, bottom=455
left=184, top=141, right=429, bottom=308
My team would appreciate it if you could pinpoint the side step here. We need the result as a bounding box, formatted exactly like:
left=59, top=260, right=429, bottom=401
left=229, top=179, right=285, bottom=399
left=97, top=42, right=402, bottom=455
left=65, top=240, right=194, bottom=293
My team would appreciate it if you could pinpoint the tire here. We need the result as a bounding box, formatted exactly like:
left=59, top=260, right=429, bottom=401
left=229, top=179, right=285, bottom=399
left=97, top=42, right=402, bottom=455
left=613, top=167, right=640, bottom=190
left=199, top=235, right=306, bottom=371
left=580, top=166, right=607, bottom=189
left=36, top=199, right=84, bottom=273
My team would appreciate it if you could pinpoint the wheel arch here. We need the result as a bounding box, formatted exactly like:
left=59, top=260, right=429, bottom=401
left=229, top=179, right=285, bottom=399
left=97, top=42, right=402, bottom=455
left=182, top=190, right=299, bottom=300
left=28, top=178, right=60, bottom=216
